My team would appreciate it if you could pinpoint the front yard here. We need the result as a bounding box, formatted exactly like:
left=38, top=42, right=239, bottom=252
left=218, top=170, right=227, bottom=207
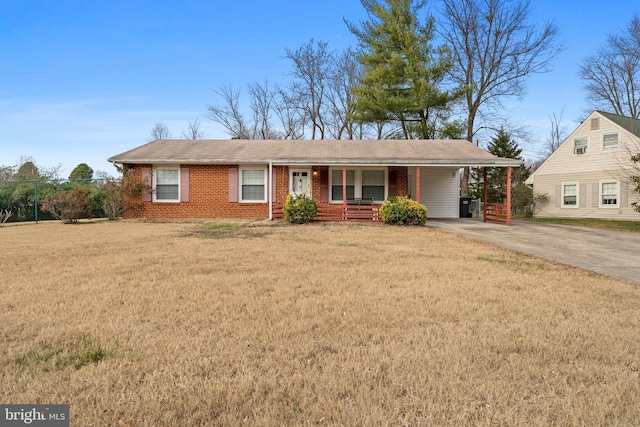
left=2, top=220, right=639, bottom=426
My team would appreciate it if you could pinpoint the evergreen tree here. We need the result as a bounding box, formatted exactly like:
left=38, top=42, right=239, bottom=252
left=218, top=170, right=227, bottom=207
left=470, top=128, right=531, bottom=214
left=16, top=161, right=40, bottom=180
left=69, top=163, right=94, bottom=181
left=347, top=0, right=461, bottom=139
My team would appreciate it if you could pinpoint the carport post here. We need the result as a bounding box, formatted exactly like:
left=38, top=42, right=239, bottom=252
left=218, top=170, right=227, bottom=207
left=342, top=165, right=347, bottom=219
left=415, top=166, right=421, bottom=203
left=483, top=168, right=487, bottom=223
left=506, top=166, right=512, bottom=226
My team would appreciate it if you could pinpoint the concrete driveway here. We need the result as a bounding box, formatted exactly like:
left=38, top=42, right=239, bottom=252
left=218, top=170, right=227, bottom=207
left=427, top=218, right=640, bottom=285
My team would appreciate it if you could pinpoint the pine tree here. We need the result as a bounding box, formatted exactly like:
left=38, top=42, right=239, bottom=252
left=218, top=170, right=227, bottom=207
left=470, top=128, right=531, bottom=212
left=69, top=163, right=94, bottom=181
left=347, top=0, right=461, bottom=139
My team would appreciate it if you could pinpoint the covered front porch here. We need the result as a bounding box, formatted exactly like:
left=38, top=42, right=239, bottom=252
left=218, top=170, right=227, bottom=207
left=270, top=164, right=516, bottom=225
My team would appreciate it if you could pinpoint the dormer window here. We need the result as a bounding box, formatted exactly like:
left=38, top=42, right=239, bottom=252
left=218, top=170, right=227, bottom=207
left=603, top=133, right=618, bottom=150
left=574, top=137, right=588, bottom=154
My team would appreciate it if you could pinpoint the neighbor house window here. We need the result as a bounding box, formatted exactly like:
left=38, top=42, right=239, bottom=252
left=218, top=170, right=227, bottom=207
left=154, top=167, right=179, bottom=202
left=240, top=167, right=267, bottom=202
left=574, top=137, right=588, bottom=154
left=600, top=181, right=618, bottom=206
left=603, top=133, right=618, bottom=150
left=562, top=183, right=578, bottom=207
left=331, top=169, right=355, bottom=201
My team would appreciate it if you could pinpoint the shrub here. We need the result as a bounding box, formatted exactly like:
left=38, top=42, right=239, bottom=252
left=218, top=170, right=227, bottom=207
left=380, top=196, right=427, bottom=226
left=283, top=194, right=318, bottom=224
left=41, top=186, right=91, bottom=224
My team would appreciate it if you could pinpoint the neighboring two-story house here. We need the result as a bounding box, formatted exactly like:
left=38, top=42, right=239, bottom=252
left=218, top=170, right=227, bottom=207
left=526, top=111, right=640, bottom=220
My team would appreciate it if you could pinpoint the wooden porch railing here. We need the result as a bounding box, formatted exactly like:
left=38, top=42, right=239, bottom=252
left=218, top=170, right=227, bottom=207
left=272, top=203, right=380, bottom=222
left=484, top=203, right=511, bottom=225
left=342, top=205, right=380, bottom=221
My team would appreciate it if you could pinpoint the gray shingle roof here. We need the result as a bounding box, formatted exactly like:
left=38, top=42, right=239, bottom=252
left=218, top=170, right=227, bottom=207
left=108, top=139, right=522, bottom=167
left=597, top=111, right=640, bottom=138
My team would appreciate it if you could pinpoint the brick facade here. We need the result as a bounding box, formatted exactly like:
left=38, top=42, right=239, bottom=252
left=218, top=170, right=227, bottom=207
left=389, top=166, right=409, bottom=197
left=124, top=164, right=409, bottom=220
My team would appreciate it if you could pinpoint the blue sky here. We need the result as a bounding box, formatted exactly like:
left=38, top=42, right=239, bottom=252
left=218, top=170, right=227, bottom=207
left=1, top=0, right=638, bottom=177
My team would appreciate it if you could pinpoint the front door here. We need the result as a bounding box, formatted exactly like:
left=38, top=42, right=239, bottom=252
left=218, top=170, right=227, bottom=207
left=291, top=169, right=312, bottom=197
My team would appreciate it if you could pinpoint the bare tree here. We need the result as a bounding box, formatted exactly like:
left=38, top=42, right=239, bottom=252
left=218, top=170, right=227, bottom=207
left=545, top=108, right=568, bottom=155
left=285, top=39, right=332, bottom=139
left=272, top=87, right=306, bottom=140
left=247, top=80, right=281, bottom=139
left=150, top=122, right=172, bottom=140
left=0, top=209, right=13, bottom=227
left=326, top=48, right=364, bottom=139
left=206, top=85, right=251, bottom=139
left=439, top=0, right=562, bottom=194
left=182, top=119, right=205, bottom=140
left=579, top=15, right=640, bottom=119
left=207, top=82, right=286, bottom=139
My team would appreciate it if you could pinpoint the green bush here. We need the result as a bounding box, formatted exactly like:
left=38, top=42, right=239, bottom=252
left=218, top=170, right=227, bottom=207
left=380, top=196, right=427, bottom=226
left=283, top=194, right=318, bottom=224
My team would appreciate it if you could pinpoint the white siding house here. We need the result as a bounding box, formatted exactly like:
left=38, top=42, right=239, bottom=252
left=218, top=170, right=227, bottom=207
left=526, top=111, right=640, bottom=220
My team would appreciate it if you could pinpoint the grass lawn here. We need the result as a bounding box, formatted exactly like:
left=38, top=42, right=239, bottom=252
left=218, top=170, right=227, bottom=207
left=527, top=217, right=640, bottom=234
left=1, top=220, right=639, bottom=426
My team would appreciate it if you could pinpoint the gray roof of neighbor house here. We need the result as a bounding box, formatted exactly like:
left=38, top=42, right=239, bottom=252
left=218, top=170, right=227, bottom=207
left=597, top=111, right=640, bottom=138
left=108, top=139, right=523, bottom=167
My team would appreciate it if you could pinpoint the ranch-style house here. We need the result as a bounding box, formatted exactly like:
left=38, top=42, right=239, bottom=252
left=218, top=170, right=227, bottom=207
left=108, top=139, right=522, bottom=223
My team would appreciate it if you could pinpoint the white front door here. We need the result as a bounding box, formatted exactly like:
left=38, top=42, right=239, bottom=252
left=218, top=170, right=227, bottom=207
left=291, top=169, right=312, bottom=197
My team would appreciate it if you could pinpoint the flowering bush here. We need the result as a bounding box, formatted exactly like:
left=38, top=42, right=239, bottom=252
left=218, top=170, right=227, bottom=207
left=379, top=196, right=427, bottom=226
left=283, top=194, right=318, bottom=224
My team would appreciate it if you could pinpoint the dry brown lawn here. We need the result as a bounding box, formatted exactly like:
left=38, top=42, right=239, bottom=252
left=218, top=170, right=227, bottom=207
left=1, top=220, right=639, bottom=426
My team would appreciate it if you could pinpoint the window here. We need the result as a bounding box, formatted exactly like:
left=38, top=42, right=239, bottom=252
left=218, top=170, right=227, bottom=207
left=603, top=133, right=618, bottom=150
left=574, top=137, right=588, bottom=154
left=154, top=167, right=179, bottom=202
left=240, top=168, right=266, bottom=202
left=562, top=183, right=577, bottom=207
left=362, top=170, right=385, bottom=201
left=331, top=169, right=355, bottom=201
left=601, top=181, right=618, bottom=206
left=330, top=168, right=387, bottom=202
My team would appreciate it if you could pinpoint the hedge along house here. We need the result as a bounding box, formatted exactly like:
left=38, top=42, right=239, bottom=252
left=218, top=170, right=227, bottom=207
left=108, top=139, right=522, bottom=223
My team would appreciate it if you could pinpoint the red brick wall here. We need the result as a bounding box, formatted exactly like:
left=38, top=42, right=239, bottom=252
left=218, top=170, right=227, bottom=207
left=123, top=164, right=408, bottom=219
left=124, top=164, right=281, bottom=219
left=273, top=165, right=289, bottom=206
left=390, top=166, right=409, bottom=196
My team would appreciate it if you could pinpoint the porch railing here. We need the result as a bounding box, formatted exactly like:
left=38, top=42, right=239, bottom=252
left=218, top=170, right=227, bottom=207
left=272, top=203, right=380, bottom=222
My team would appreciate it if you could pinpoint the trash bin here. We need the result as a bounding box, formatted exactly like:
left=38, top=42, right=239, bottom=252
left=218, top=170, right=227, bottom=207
left=459, top=196, right=472, bottom=218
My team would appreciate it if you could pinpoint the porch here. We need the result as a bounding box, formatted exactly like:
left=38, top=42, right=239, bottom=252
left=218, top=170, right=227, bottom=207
left=271, top=164, right=516, bottom=225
